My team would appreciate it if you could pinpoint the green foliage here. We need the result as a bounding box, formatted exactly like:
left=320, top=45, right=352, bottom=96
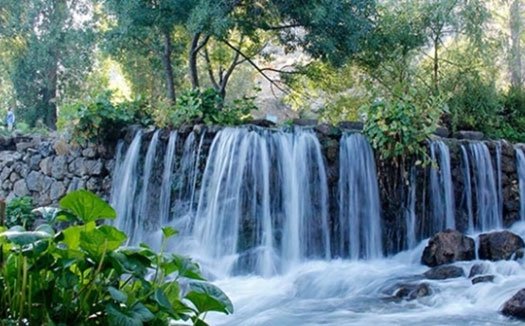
left=363, top=90, right=445, bottom=160
left=5, top=196, right=35, bottom=229
left=0, top=189, right=233, bottom=325
left=65, top=92, right=153, bottom=144
left=168, top=88, right=255, bottom=127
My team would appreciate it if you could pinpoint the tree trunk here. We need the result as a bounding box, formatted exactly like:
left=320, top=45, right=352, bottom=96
left=433, top=36, right=439, bottom=94
left=189, top=33, right=201, bottom=89
left=161, top=30, right=176, bottom=104
left=43, top=59, right=58, bottom=130
left=510, top=0, right=523, bottom=88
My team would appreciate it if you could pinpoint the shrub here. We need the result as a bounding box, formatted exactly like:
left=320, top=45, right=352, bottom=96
left=0, top=190, right=232, bottom=325
left=169, top=88, right=255, bottom=127
left=5, top=196, right=35, bottom=229
left=65, top=92, right=153, bottom=144
left=362, top=90, right=444, bottom=160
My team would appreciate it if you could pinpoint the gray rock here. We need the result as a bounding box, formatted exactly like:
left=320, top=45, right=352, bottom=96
left=338, top=121, right=364, bottom=130
left=51, top=156, right=68, bottom=180
left=478, top=231, right=525, bottom=261
left=84, top=159, right=103, bottom=175
left=421, top=229, right=476, bottom=267
left=2, top=180, right=11, bottom=191
left=0, top=152, right=22, bottom=165
left=68, top=177, right=86, bottom=192
left=39, top=157, right=53, bottom=176
left=86, top=177, right=100, bottom=192
left=455, top=130, right=484, bottom=140
left=13, top=179, right=29, bottom=197
left=49, top=181, right=66, bottom=201
left=471, top=275, right=495, bottom=284
left=424, top=265, right=465, bottom=280
left=38, top=141, right=53, bottom=157
left=0, top=167, right=13, bottom=182
left=16, top=142, right=34, bottom=152
left=293, top=119, right=318, bottom=126
left=9, top=172, right=19, bottom=183
left=468, top=263, right=489, bottom=278
left=433, top=127, right=450, bottom=138
left=29, top=154, right=42, bottom=170
left=391, top=283, right=432, bottom=301
left=502, top=289, right=525, bottom=320
left=26, top=171, right=44, bottom=192
left=82, top=146, right=97, bottom=158
left=69, top=157, right=86, bottom=176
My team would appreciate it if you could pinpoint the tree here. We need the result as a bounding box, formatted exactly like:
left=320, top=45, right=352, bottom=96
left=0, top=0, right=97, bottom=129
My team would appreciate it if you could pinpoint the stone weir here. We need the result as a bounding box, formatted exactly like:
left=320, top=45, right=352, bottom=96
left=0, top=124, right=523, bottom=261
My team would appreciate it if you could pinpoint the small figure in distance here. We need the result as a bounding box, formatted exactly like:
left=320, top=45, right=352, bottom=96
left=6, top=107, right=15, bottom=132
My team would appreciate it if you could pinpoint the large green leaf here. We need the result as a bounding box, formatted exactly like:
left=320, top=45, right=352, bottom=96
left=79, top=225, right=127, bottom=258
left=59, top=189, right=116, bottom=223
left=1, top=227, right=53, bottom=246
left=109, top=286, right=128, bottom=303
left=185, top=281, right=233, bottom=315
left=162, top=255, right=205, bottom=280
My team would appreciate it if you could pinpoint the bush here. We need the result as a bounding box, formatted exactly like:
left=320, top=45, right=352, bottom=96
left=362, top=90, right=444, bottom=160
left=168, top=88, right=255, bottom=127
left=5, top=196, right=35, bottom=229
left=64, top=92, right=153, bottom=144
left=0, top=190, right=233, bottom=325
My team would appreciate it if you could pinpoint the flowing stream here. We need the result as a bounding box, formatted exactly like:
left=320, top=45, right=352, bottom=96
left=110, top=127, right=525, bottom=325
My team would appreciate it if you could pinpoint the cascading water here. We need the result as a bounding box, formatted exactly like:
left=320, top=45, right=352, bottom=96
left=496, top=142, right=504, bottom=220
left=429, top=140, right=455, bottom=233
left=405, top=167, right=417, bottom=249
left=516, top=146, right=525, bottom=221
left=460, top=145, right=474, bottom=232
left=109, top=129, right=525, bottom=325
left=191, top=127, right=331, bottom=276
left=159, top=131, right=177, bottom=225
left=111, top=130, right=142, bottom=236
left=469, top=142, right=501, bottom=230
left=338, top=133, right=382, bottom=259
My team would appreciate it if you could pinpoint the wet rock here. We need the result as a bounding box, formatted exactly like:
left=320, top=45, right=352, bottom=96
left=434, top=127, right=450, bottom=138
left=471, top=275, right=495, bottom=284
left=293, top=119, right=317, bottom=126
left=502, top=289, right=525, bottom=320
left=391, top=283, right=432, bottom=301
left=421, top=229, right=475, bottom=267
left=250, top=119, right=276, bottom=128
left=424, top=265, right=465, bottom=280
left=454, top=130, right=484, bottom=140
left=315, top=123, right=340, bottom=137
left=478, top=231, right=525, bottom=261
left=338, top=121, right=364, bottom=130
left=468, top=263, right=489, bottom=278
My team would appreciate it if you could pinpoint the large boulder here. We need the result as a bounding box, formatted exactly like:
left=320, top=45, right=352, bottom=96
left=502, top=289, right=525, bottom=320
left=471, top=275, right=494, bottom=285
left=421, top=229, right=475, bottom=267
left=424, top=265, right=465, bottom=280
left=478, top=231, right=525, bottom=261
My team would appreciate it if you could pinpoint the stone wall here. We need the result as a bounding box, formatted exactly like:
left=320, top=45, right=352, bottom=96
left=0, top=135, right=115, bottom=206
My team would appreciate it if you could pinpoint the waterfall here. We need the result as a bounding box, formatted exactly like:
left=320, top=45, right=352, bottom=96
left=111, top=131, right=143, bottom=235
left=192, top=127, right=330, bottom=276
left=159, top=131, right=177, bottom=225
left=460, top=145, right=474, bottom=232
left=338, top=133, right=382, bottom=260
left=496, top=142, right=504, bottom=221
left=429, top=140, right=455, bottom=233
left=133, top=130, right=160, bottom=243
left=516, top=146, right=525, bottom=221
left=469, top=142, right=500, bottom=230
left=405, top=167, right=417, bottom=249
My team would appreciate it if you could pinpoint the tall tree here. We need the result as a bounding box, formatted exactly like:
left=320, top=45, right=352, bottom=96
left=509, top=0, right=523, bottom=88
left=0, top=0, right=97, bottom=129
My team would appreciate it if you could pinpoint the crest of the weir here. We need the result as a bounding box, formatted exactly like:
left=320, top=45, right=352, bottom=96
left=110, top=126, right=525, bottom=276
